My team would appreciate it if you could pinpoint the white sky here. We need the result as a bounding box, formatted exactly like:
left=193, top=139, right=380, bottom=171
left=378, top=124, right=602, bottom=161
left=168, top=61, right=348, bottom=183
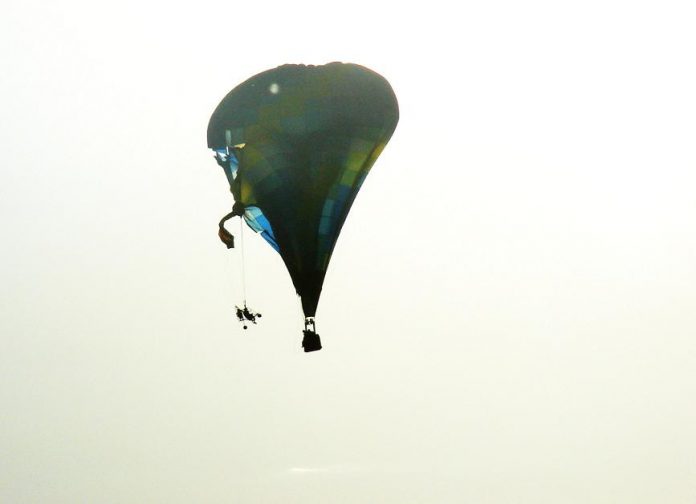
left=2, top=0, right=696, bottom=502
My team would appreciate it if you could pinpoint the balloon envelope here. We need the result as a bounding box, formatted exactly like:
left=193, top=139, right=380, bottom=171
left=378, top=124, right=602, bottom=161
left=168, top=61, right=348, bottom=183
left=208, top=62, right=399, bottom=317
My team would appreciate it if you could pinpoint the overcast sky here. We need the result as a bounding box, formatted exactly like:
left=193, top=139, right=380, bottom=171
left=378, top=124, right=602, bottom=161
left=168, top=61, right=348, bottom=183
left=2, top=0, right=696, bottom=502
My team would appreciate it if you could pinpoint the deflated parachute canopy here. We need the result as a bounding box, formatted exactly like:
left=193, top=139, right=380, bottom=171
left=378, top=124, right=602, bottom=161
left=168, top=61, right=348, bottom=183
left=208, top=62, right=399, bottom=350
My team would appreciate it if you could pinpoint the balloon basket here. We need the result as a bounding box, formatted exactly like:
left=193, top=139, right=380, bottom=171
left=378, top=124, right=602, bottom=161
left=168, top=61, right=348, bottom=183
left=302, top=330, right=322, bottom=352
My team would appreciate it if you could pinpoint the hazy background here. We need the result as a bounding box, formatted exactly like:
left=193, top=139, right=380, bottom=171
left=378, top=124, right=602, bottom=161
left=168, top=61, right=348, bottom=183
left=2, top=0, right=696, bottom=502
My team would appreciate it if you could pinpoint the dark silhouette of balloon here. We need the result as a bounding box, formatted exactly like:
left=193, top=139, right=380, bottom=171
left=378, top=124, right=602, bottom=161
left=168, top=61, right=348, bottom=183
left=208, top=62, right=399, bottom=350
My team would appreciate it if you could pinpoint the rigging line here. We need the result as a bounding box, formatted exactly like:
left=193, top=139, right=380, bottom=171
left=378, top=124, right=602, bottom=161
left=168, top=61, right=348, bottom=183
left=240, top=216, right=247, bottom=304
left=223, top=219, right=237, bottom=308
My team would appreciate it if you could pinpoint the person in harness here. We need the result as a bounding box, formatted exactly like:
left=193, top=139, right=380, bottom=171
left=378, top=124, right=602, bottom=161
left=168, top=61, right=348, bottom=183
left=235, top=303, right=262, bottom=329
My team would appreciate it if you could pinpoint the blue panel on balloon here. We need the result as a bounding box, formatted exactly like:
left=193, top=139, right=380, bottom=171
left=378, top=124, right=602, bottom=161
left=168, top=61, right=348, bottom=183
left=244, top=206, right=280, bottom=252
left=214, top=148, right=239, bottom=186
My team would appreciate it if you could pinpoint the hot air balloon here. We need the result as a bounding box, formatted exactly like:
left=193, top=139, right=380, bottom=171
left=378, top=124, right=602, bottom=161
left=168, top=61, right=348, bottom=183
left=207, top=62, right=399, bottom=351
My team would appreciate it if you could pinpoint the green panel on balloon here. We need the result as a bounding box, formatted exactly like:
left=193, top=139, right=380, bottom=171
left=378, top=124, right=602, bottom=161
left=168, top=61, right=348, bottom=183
left=208, top=62, right=399, bottom=319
